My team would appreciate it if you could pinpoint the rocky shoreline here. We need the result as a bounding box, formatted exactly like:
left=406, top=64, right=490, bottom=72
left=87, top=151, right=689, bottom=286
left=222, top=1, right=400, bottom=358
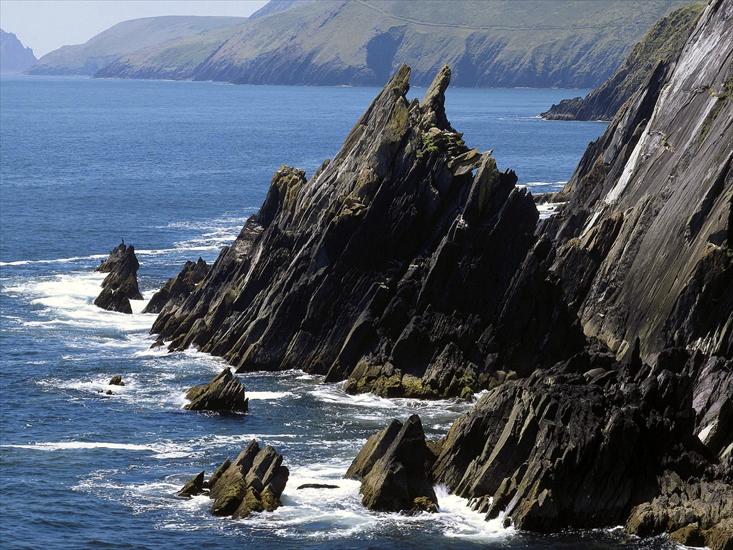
left=87, top=0, right=731, bottom=543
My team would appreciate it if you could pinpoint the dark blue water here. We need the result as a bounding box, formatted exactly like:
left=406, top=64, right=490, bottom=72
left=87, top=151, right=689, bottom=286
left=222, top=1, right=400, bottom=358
left=1, top=75, right=670, bottom=549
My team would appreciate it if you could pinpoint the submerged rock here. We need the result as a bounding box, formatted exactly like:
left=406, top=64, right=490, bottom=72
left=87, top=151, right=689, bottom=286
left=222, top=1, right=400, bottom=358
left=184, top=368, right=248, bottom=413
left=347, top=414, right=437, bottom=513
left=176, top=441, right=288, bottom=518
left=296, top=483, right=339, bottom=490
left=94, top=242, right=143, bottom=314
left=142, top=258, right=208, bottom=314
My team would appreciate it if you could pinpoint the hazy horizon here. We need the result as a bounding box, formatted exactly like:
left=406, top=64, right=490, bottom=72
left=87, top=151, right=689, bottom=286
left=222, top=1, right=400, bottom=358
left=0, top=0, right=267, bottom=57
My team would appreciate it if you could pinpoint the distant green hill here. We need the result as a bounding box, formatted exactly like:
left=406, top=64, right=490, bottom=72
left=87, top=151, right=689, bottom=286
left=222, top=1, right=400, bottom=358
left=34, top=1, right=691, bottom=88
left=29, top=16, right=246, bottom=76
left=542, top=2, right=704, bottom=120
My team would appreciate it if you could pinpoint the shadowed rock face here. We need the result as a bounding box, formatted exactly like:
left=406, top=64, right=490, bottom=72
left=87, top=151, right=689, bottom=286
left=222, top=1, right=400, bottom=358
left=176, top=440, right=289, bottom=519
left=150, top=64, right=573, bottom=397
left=142, top=258, right=208, bottom=314
left=431, top=348, right=732, bottom=541
left=184, top=368, right=248, bottom=413
left=94, top=243, right=142, bottom=314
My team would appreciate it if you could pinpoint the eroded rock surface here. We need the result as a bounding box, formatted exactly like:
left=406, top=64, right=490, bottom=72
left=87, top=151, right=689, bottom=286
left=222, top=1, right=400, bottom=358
left=347, top=414, right=437, bottom=513
left=94, top=243, right=143, bottom=314
left=143, top=258, right=208, bottom=314
left=177, top=441, right=288, bottom=519
left=150, top=64, right=578, bottom=398
left=432, top=348, right=733, bottom=539
left=184, top=368, right=248, bottom=413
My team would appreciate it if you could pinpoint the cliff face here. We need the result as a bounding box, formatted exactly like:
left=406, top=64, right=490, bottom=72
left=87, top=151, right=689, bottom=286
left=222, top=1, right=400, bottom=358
left=33, top=1, right=688, bottom=89
left=429, top=1, right=732, bottom=541
left=547, top=0, right=732, bottom=362
left=541, top=3, right=704, bottom=121
left=151, top=65, right=580, bottom=398
left=0, top=29, right=36, bottom=73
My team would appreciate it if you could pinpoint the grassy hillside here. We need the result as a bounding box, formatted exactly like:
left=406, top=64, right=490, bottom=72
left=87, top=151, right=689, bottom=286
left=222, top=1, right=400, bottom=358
left=29, top=16, right=246, bottom=76
left=542, top=2, right=704, bottom=120
left=32, top=1, right=691, bottom=88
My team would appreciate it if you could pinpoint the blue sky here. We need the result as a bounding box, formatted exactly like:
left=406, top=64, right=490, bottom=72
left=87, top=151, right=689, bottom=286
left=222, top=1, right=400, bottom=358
left=0, top=0, right=268, bottom=57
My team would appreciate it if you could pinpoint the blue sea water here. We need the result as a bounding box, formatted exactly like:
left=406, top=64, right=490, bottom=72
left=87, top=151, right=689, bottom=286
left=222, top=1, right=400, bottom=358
left=0, top=75, right=673, bottom=549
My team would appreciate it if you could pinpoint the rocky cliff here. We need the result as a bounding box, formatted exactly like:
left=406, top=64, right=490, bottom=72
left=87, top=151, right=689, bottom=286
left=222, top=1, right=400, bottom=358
left=34, top=1, right=687, bottom=89
left=541, top=3, right=704, bottom=121
left=151, top=64, right=583, bottom=398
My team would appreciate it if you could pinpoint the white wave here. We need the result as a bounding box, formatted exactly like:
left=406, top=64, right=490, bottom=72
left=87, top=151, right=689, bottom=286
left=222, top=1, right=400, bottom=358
left=521, top=180, right=567, bottom=187
left=5, top=271, right=154, bottom=332
left=537, top=201, right=567, bottom=220
left=1, top=441, right=151, bottom=452
left=246, top=391, right=296, bottom=400
left=0, top=253, right=108, bottom=267
left=435, top=485, right=513, bottom=541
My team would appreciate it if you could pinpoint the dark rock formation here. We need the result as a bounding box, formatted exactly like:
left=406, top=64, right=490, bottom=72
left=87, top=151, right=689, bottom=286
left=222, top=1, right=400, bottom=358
left=176, top=441, right=289, bottom=518
left=108, top=375, right=124, bottom=386
left=542, top=3, right=703, bottom=121
left=296, top=483, right=339, bottom=490
left=94, top=243, right=143, bottom=314
left=184, top=368, right=248, bottom=413
left=347, top=414, right=437, bottom=513
left=150, top=64, right=578, bottom=398
left=432, top=348, right=733, bottom=540
left=177, top=471, right=205, bottom=498
left=143, top=258, right=208, bottom=314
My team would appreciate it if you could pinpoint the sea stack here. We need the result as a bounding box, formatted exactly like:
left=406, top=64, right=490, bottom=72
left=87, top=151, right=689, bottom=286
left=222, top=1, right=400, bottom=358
left=94, top=242, right=142, bottom=314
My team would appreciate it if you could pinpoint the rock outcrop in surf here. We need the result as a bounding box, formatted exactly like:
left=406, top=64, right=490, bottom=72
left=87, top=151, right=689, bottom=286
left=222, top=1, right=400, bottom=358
left=94, top=243, right=142, bottom=314
left=142, top=258, right=208, bottom=314
left=184, top=368, right=248, bottom=413
left=346, top=414, right=438, bottom=513
left=177, top=440, right=289, bottom=518
left=155, top=0, right=731, bottom=543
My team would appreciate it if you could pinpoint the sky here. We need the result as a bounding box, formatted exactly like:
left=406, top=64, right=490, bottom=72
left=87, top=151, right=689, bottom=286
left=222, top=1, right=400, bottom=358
left=0, top=0, right=268, bottom=57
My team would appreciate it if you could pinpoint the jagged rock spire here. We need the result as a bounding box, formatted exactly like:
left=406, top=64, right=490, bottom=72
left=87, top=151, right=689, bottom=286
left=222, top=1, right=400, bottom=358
left=421, top=64, right=452, bottom=130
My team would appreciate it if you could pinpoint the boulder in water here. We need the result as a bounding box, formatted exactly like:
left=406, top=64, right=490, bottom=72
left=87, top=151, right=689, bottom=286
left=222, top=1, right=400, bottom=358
left=184, top=368, right=248, bottom=413
left=176, top=440, right=289, bottom=518
left=108, top=375, right=124, bottom=386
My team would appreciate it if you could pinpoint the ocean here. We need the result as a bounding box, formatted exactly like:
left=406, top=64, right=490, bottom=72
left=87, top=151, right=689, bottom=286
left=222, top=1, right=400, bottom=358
left=1, top=75, right=673, bottom=548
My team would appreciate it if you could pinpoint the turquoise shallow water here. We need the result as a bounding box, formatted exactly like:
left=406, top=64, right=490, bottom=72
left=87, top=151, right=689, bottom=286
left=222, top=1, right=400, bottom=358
left=1, top=75, right=674, bottom=549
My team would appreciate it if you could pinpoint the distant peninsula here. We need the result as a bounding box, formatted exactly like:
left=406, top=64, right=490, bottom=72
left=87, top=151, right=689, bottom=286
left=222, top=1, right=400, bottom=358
left=30, top=0, right=690, bottom=88
left=0, top=29, right=36, bottom=73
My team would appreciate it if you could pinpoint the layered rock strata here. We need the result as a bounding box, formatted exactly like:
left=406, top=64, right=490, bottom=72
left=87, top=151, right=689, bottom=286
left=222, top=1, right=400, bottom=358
left=143, top=258, right=208, bottom=314
left=151, top=65, right=577, bottom=398
left=346, top=414, right=438, bottom=513
left=184, top=368, right=248, bottom=413
left=177, top=440, right=289, bottom=518
left=94, top=243, right=143, bottom=314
